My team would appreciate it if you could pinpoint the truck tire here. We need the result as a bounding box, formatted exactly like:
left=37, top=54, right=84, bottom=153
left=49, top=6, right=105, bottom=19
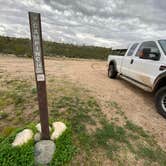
left=108, top=64, right=117, bottom=79
left=155, top=86, right=166, bottom=118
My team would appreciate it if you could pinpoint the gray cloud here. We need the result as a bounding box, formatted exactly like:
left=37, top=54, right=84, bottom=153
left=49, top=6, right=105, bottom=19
left=0, top=0, right=166, bottom=47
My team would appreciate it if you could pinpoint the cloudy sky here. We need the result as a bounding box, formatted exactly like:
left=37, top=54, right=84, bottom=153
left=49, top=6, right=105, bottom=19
left=0, top=0, right=166, bottom=47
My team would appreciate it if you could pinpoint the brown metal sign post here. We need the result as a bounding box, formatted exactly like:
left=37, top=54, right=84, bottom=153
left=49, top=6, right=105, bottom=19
left=29, top=12, right=50, bottom=140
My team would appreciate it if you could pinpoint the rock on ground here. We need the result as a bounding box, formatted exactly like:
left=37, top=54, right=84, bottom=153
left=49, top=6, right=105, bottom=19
left=12, top=129, right=33, bottom=147
left=51, top=122, right=67, bottom=140
left=36, top=123, right=51, bottom=133
left=35, top=140, right=55, bottom=165
left=34, top=132, right=41, bottom=142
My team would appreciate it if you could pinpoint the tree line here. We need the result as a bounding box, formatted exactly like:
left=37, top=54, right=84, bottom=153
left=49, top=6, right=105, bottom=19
left=0, top=36, right=111, bottom=60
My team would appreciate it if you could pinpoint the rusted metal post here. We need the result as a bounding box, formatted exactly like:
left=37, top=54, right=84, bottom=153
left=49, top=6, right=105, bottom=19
left=29, top=12, right=50, bottom=140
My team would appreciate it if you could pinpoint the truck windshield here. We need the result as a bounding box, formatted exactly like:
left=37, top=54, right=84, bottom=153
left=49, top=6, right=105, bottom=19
left=159, top=40, right=166, bottom=55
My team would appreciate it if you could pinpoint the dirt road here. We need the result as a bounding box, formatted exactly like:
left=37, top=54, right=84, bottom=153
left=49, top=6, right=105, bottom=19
left=0, top=55, right=166, bottom=149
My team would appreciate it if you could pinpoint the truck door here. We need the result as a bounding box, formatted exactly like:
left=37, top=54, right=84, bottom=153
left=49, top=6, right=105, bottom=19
left=127, top=41, right=162, bottom=87
left=121, top=43, right=139, bottom=76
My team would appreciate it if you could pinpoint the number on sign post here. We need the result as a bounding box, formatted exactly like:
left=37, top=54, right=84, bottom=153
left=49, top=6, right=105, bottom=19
left=29, top=12, right=50, bottom=140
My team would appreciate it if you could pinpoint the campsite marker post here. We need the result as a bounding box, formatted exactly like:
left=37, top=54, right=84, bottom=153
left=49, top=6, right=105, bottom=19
left=29, top=12, right=50, bottom=140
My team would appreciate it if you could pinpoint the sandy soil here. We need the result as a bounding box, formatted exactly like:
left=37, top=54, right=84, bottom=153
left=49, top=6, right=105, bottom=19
left=0, top=55, right=166, bottom=150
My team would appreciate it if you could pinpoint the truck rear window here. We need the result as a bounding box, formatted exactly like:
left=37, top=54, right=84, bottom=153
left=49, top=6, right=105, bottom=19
left=110, top=49, right=127, bottom=56
left=126, top=43, right=138, bottom=56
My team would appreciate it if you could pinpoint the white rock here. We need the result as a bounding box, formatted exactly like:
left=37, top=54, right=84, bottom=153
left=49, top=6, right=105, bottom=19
left=36, top=123, right=42, bottom=133
left=12, top=129, right=33, bottom=147
left=36, top=123, right=51, bottom=133
left=51, top=122, right=67, bottom=140
left=34, top=132, right=41, bottom=142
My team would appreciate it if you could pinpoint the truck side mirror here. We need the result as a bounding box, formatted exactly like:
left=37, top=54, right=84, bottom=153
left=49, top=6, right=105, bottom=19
left=148, top=52, right=160, bottom=60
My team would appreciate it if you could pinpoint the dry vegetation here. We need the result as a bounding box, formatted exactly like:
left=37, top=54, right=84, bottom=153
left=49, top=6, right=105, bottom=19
left=0, top=36, right=110, bottom=59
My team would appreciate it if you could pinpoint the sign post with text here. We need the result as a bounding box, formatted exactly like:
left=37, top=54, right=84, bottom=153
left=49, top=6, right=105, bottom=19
left=29, top=12, right=50, bottom=140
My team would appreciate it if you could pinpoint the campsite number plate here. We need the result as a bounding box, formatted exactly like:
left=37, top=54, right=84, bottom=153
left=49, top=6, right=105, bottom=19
left=29, top=12, right=44, bottom=80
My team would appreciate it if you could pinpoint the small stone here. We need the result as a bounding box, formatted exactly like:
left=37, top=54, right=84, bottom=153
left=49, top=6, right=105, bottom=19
left=12, top=129, right=33, bottom=147
left=35, top=140, right=55, bottom=165
left=51, top=122, right=67, bottom=140
left=36, top=123, right=51, bottom=133
left=34, top=133, right=41, bottom=142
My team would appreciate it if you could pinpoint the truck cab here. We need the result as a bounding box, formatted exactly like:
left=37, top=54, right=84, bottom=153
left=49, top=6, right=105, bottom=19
left=107, top=40, right=166, bottom=118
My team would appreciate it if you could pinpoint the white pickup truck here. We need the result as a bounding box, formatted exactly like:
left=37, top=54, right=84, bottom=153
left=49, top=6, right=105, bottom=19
left=107, top=40, right=166, bottom=118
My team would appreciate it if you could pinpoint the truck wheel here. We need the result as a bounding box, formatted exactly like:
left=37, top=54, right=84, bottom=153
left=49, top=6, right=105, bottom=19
left=155, top=86, right=166, bottom=118
left=108, top=64, right=117, bottom=79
